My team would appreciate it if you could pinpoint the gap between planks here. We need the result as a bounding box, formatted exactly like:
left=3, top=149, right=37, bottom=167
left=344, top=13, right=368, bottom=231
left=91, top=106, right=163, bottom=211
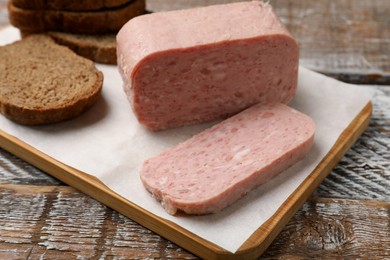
left=1, top=183, right=389, bottom=259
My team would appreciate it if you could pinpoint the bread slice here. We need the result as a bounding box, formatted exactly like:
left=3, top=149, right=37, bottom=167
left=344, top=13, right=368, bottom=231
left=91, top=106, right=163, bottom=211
left=47, top=32, right=117, bottom=64
left=0, top=35, right=103, bottom=125
left=21, top=31, right=117, bottom=64
left=8, top=0, right=146, bottom=34
left=12, top=0, right=132, bottom=11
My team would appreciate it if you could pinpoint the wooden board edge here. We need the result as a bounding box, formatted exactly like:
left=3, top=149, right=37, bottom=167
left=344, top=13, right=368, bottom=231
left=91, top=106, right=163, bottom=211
left=0, top=101, right=372, bottom=260
left=235, top=101, right=373, bottom=258
left=0, top=129, right=228, bottom=259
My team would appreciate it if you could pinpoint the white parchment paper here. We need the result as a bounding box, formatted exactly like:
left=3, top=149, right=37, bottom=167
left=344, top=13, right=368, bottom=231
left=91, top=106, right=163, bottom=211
left=0, top=26, right=374, bottom=253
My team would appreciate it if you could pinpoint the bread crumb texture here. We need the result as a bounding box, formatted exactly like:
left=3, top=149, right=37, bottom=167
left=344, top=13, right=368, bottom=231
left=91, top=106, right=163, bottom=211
left=0, top=35, right=103, bottom=125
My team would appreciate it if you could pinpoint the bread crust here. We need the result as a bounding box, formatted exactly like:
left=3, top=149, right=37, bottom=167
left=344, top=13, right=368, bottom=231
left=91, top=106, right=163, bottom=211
left=21, top=31, right=117, bottom=64
left=49, top=33, right=117, bottom=65
left=0, top=74, right=103, bottom=125
left=8, top=0, right=146, bottom=34
left=0, top=35, right=104, bottom=125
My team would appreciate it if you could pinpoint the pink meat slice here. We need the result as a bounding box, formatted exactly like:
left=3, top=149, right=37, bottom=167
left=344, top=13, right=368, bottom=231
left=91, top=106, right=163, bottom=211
left=117, top=1, right=299, bottom=131
left=140, top=103, right=315, bottom=215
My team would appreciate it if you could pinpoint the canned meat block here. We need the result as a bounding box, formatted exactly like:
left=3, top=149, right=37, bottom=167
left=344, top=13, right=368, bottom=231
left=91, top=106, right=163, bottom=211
left=117, top=1, right=299, bottom=131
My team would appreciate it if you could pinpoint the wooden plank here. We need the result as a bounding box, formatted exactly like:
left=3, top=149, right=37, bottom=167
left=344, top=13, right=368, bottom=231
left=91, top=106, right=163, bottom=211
left=0, top=102, right=372, bottom=259
left=0, top=184, right=197, bottom=259
left=1, top=184, right=388, bottom=259
left=315, top=90, right=390, bottom=201
left=0, top=148, right=61, bottom=185
left=0, top=0, right=7, bottom=30
left=262, top=197, right=390, bottom=259
left=0, top=0, right=388, bottom=258
left=0, top=131, right=227, bottom=259
left=271, top=0, right=390, bottom=73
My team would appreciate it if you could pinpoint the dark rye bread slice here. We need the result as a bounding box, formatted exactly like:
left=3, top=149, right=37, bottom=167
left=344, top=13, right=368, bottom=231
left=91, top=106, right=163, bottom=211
left=46, top=32, right=117, bottom=64
left=12, top=0, right=132, bottom=11
left=21, top=31, right=117, bottom=64
left=8, top=0, right=146, bottom=34
left=0, top=35, right=103, bottom=125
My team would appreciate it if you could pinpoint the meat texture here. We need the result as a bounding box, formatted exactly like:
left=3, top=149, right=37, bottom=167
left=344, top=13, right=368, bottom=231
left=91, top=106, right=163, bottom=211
left=117, top=1, right=299, bottom=131
left=140, top=103, right=315, bottom=215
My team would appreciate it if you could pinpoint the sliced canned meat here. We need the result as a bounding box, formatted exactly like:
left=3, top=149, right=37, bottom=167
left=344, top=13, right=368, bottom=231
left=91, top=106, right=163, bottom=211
left=140, top=103, right=315, bottom=215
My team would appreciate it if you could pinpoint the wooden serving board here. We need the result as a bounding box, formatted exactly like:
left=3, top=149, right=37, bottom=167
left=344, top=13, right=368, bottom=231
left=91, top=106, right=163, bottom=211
left=0, top=102, right=372, bottom=259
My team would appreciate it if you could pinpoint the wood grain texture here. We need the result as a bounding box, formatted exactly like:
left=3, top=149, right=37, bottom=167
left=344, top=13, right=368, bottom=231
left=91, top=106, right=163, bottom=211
left=0, top=148, right=61, bottom=185
left=261, top=197, right=390, bottom=259
left=0, top=0, right=7, bottom=30
left=314, top=88, right=390, bottom=201
left=1, top=184, right=389, bottom=259
left=1, top=0, right=390, bottom=259
left=0, top=184, right=197, bottom=259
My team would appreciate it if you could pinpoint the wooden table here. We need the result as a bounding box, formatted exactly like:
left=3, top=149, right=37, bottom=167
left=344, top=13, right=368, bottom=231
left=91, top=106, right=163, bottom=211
left=1, top=0, right=389, bottom=259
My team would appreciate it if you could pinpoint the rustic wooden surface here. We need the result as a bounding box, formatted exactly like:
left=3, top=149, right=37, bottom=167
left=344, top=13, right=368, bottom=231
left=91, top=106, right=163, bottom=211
left=1, top=0, right=390, bottom=259
left=146, top=0, right=390, bottom=85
